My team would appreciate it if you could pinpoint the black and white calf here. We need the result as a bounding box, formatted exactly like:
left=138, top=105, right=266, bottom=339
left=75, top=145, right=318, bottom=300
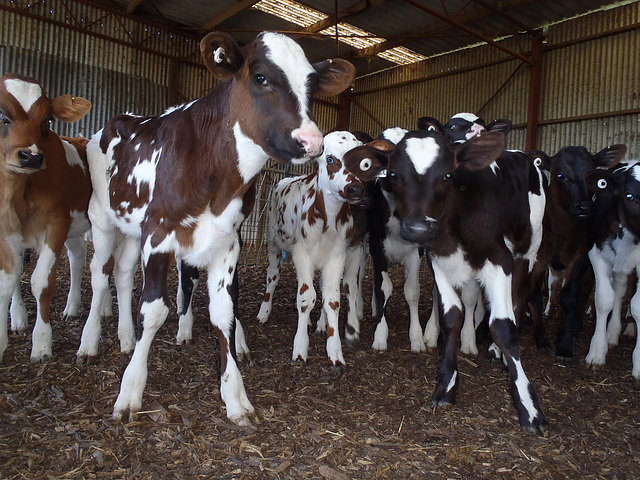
left=383, top=127, right=547, bottom=434
left=418, top=112, right=512, bottom=144
left=352, top=128, right=429, bottom=352
left=584, top=160, right=640, bottom=377
left=418, top=113, right=513, bottom=355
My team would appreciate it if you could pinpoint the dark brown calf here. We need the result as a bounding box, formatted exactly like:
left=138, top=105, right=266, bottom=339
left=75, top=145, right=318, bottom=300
left=532, top=145, right=626, bottom=362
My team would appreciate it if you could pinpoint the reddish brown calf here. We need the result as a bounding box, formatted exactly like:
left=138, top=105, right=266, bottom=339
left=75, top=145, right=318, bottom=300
left=0, top=73, right=92, bottom=362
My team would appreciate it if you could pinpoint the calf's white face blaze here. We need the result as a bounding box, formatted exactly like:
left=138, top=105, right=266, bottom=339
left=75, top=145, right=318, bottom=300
left=405, top=136, right=440, bottom=175
left=4, top=78, right=43, bottom=112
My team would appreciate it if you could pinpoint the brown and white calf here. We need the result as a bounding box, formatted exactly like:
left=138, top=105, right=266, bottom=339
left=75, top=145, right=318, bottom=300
left=0, top=73, right=92, bottom=362
left=79, top=32, right=354, bottom=425
left=256, top=131, right=367, bottom=366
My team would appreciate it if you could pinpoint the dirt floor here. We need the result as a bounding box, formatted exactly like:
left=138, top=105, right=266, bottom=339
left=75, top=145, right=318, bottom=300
left=1, top=253, right=640, bottom=479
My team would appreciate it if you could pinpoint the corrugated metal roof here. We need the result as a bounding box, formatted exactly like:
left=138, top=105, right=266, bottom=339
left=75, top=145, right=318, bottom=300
left=89, top=0, right=638, bottom=77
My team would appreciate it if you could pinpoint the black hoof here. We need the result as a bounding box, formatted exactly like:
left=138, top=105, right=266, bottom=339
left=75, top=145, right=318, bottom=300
left=329, top=362, right=347, bottom=375
left=555, top=355, right=573, bottom=365
left=345, top=336, right=359, bottom=349
left=521, top=420, right=548, bottom=437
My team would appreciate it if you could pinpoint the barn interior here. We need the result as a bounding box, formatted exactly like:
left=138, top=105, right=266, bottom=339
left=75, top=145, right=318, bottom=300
left=1, top=1, right=640, bottom=478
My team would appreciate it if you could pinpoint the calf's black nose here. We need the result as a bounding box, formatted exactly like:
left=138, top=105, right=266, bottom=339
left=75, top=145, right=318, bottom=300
left=400, top=216, right=439, bottom=245
left=345, top=184, right=365, bottom=200
left=18, top=150, right=44, bottom=169
left=573, top=201, right=592, bottom=219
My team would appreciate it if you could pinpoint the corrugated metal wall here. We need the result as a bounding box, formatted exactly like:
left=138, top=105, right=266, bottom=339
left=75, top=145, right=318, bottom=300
left=0, top=0, right=341, bottom=264
left=3, top=1, right=637, bottom=266
left=350, top=2, right=640, bottom=158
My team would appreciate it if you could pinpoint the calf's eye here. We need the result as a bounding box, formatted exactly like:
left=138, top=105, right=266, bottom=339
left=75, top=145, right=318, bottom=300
left=255, top=74, right=268, bottom=86
left=596, top=179, right=608, bottom=189
left=360, top=158, right=372, bottom=171
left=326, top=155, right=336, bottom=165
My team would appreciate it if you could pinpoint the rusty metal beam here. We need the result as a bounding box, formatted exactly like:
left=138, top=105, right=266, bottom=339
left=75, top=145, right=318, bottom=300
left=401, top=0, right=533, bottom=64
left=477, top=62, right=525, bottom=115
left=345, top=0, right=537, bottom=61
left=470, top=0, right=541, bottom=38
left=525, top=35, right=543, bottom=149
left=126, top=0, right=146, bottom=14
left=293, top=0, right=389, bottom=37
left=0, top=2, right=204, bottom=68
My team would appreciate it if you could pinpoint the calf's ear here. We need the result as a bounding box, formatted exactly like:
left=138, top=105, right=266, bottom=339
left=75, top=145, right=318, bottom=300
left=314, top=58, right=355, bottom=96
left=584, top=169, right=617, bottom=195
left=455, top=130, right=505, bottom=171
left=367, top=139, right=395, bottom=152
left=594, top=144, right=627, bottom=168
left=526, top=149, right=551, bottom=171
left=201, top=32, right=244, bottom=80
left=51, top=95, right=91, bottom=123
left=486, top=118, right=512, bottom=135
left=417, top=116, right=443, bottom=133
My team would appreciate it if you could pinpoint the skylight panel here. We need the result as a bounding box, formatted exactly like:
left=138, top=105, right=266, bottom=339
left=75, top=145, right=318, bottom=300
left=253, top=0, right=426, bottom=66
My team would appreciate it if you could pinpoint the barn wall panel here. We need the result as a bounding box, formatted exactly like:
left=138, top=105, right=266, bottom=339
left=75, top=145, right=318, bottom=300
left=350, top=1, right=640, bottom=158
left=352, top=56, right=529, bottom=150
left=1, top=1, right=209, bottom=139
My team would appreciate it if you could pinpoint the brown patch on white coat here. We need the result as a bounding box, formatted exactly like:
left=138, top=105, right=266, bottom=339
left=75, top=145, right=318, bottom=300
left=78, top=31, right=354, bottom=426
left=256, top=131, right=365, bottom=367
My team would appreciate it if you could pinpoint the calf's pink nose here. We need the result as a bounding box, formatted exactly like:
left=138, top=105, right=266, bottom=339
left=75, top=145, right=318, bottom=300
left=469, top=124, right=485, bottom=138
left=294, top=123, right=324, bottom=157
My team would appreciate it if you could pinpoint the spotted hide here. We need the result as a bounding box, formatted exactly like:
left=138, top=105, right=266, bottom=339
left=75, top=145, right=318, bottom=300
left=79, top=32, right=355, bottom=425
left=257, top=131, right=370, bottom=366
left=0, top=73, right=92, bottom=362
